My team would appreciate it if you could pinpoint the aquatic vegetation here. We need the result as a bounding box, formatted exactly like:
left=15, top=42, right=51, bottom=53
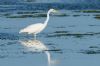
left=6, top=12, right=69, bottom=18
left=88, top=25, right=100, bottom=26
left=80, top=46, right=100, bottom=54
left=55, top=26, right=66, bottom=28
left=81, top=10, right=100, bottom=13
left=46, top=31, right=69, bottom=37
left=72, top=14, right=81, bottom=17
left=80, top=45, right=100, bottom=54
left=53, top=13, right=69, bottom=17
left=94, top=14, right=100, bottom=16
left=82, top=14, right=90, bottom=16
left=54, top=31, right=69, bottom=33
left=3, top=13, right=11, bottom=16
left=68, top=25, right=76, bottom=27
left=6, top=14, right=35, bottom=18
left=6, top=13, right=45, bottom=18
left=80, top=50, right=100, bottom=54
left=0, top=13, right=12, bottom=17
left=73, top=10, right=81, bottom=12
left=89, top=46, right=99, bottom=48
left=17, top=11, right=39, bottom=14
left=93, top=14, right=100, bottom=19
left=94, top=16, right=100, bottom=19
left=46, top=31, right=100, bottom=38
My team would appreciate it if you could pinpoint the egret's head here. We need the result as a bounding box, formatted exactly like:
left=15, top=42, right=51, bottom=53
left=49, top=9, right=58, bottom=13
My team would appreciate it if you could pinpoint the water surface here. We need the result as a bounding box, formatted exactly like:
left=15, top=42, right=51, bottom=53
left=0, top=10, right=100, bottom=66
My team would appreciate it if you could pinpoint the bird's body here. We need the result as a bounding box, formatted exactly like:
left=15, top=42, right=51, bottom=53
left=19, top=23, right=45, bottom=34
left=19, top=9, right=57, bottom=38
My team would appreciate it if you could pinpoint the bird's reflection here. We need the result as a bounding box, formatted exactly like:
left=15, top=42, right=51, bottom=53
left=20, top=39, right=57, bottom=66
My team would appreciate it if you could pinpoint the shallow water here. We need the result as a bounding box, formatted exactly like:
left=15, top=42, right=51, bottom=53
left=0, top=10, right=100, bottom=66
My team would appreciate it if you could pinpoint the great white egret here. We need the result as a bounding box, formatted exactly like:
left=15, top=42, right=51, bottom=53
left=19, top=9, right=58, bottom=38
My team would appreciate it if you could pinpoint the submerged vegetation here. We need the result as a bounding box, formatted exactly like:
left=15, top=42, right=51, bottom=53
left=0, top=10, right=99, bottom=19
left=72, top=14, right=81, bottom=17
left=93, top=14, right=100, bottom=19
left=0, top=9, right=100, bottom=18
left=80, top=45, right=100, bottom=54
left=80, top=49, right=100, bottom=54
left=46, top=31, right=100, bottom=38
left=81, top=10, right=100, bottom=13
left=73, top=10, right=100, bottom=19
left=94, top=16, right=100, bottom=19
left=4, top=12, right=68, bottom=18
left=6, top=14, right=46, bottom=18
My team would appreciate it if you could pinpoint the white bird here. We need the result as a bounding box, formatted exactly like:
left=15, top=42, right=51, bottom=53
left=19, top=9, right=58, bottom=38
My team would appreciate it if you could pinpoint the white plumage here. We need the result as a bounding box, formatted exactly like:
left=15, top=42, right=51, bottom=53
left=19, top=9, right=58, bottom=38
left=19, top=23, right=44, bottom=34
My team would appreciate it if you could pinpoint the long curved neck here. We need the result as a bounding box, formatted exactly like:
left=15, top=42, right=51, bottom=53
left=44, top=11, right=51, bottom=25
